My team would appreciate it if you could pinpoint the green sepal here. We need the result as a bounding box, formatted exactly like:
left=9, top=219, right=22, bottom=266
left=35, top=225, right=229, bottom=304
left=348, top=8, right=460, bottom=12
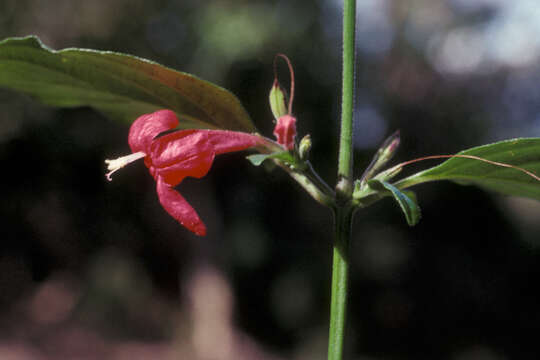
left=246, top=151, right=295, bottom=166
left=372, top=164, right=403, bottom=183
left=269, top=80, right=288, bottom=120
left=368, top=179, right=422, bottom=226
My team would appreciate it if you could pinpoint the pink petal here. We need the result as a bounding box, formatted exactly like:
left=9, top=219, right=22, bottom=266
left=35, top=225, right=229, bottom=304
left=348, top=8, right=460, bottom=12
left=156, top=177, right=206, bottom=236
left=128, top=110, right=179, bottom=153
left=150, top=130, right=209, bottom=168
left=150, top=129, right=260, bottom=185
left=157, top=149, right=215, bottom=186
left=150, top=130, right=215, bottom=186
left=152, top=129, right=261, bottom=162
left=205, top=130, right=262, bottom=155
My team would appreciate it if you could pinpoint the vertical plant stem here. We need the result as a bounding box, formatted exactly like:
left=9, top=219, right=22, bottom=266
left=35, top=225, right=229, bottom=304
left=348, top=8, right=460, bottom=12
left=337, top=0, right=356, bottom=193
left=329, top=0, right=356, bottom=359
left=328, top=207, right=353, bottom=360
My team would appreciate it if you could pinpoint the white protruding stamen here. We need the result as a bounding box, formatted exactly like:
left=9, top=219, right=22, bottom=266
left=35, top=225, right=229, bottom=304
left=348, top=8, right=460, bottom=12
left=105, top=151, right=147, bottom=181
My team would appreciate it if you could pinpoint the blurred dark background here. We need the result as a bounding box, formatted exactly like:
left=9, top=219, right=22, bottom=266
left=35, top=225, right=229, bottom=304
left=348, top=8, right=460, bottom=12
left=1, top=0, right=540, bottom=359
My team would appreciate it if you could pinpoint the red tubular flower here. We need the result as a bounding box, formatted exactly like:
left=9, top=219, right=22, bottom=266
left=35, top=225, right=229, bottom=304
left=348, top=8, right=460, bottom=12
left=106, top=110, right=264, bottom=236
left=273, top=114, right=297, bottom=150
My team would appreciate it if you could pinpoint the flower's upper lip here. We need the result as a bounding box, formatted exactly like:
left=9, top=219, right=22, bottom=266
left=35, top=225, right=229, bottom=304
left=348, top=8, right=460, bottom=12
left=128, top=109, right=180, bottom=154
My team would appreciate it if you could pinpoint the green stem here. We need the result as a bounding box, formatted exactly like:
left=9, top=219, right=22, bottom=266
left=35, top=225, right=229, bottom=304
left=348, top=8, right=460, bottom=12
left=279, top=162, right=335, bottom=207
left=336, top=0, right=357, bottom=196
left=328, top=206, right=353, bottom=360
left=328, top=0, right=356, bottom=359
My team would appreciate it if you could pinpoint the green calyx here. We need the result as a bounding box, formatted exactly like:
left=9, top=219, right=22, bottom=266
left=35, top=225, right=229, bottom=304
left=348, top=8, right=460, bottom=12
left=269, top=80, right=288, bottom=120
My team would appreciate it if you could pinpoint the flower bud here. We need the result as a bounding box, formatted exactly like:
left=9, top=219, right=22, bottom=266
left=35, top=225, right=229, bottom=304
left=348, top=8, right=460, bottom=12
left=299, top=134, right=312, bottom=160
left=378, top=130, right=400, bottom=165
left=269, top=80, right=288, bottom=120
left=359, top=130, right=401, bottom=183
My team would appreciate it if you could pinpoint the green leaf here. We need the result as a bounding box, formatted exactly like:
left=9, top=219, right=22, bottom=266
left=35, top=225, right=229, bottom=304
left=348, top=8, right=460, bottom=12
left=396, top=138, right=540, bottom=200
left=0, top=35, right=256, bottom=131
left=246, top=151, right=295, bottom=166
left=369, top=179, right=421, bottom=226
